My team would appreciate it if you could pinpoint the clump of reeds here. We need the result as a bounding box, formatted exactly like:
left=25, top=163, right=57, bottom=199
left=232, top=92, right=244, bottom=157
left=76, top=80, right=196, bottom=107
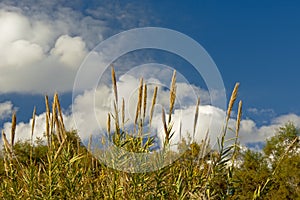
left=0, top=66, right=252, bottom=199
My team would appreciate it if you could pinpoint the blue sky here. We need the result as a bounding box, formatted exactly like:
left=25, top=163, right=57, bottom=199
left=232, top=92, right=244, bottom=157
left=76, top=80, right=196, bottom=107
left=0, top=0, right=300, bottom=149
left=154, top=1, right=300, bottom=114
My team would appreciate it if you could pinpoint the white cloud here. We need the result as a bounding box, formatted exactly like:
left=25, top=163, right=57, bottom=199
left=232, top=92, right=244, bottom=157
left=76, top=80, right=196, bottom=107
left=0, top=101, right=14, bottom=120
left=2, top=112, right=75, bottom=145
left=0, top=72, right=218, bottom=146
left=271, top=113, right=300, bottom=125
left=0, top=10, right=44, bottom=68
left=150, top=104, right=226, bottom=149
left=2, top=83, right=300, bottom=151
left=0, top=1, right=150, bottom=94
left=0, top=1, right=201, bottom=97
left=0, top=8, right=92, bottom=94
left=51, top=35, right=87, bottom=68
left=0, top=0, right=168, bottom=96
left=238, top=113, right=300, bottom=146
left=3, top=39, right=44, bottom=68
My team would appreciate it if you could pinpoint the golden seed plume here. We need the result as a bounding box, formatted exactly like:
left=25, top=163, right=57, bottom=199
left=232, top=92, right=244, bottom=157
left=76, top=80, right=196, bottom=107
left=235, top=100, right=242, bottom=138
left=111, top=65, right=118, bottom=105
left=134, top=78, right=143, bottom=126
left=149, top=86, right=158, bottom=126
left=143, top=84, right=147, bottom=121
left=52, top=100, right=62, bottom=144
left=107, top=113, right=111, bottom=135
left=46, top=111, right=50, bottom=147
left=227, top=83, right=239, bottom=121
left=45, top=96, right=50, bottom=147
left=193, top=97, right=200, bottom=140
left=2, top=131, right=13, bottom=160
left=111, top=66, right=120, bottom=135
left=31, top=107, right=36, bottom=143
left=121, top=98, right=125, bottom=128
left=54, top=93, right=65, bottom=131
left=113, top=101, right=120, bottom=135
left=138, top=80, right=144, bottom=115
left=45, top=96, right=50, bottom=139
left=179, top=118, right=182, bottom=140
left=45, top=95, right=50, bottom=119
left=50, top=99, right=55, bottom=136
left=11, top=111, right=16, bottom=146
left=169, top=70, right=177, bottom=123
left=162, top=108, right=169, bottom=143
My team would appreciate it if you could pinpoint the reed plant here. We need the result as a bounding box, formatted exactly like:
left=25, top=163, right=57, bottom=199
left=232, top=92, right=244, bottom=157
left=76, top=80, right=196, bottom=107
left=1, top=67, right=292, bottom=199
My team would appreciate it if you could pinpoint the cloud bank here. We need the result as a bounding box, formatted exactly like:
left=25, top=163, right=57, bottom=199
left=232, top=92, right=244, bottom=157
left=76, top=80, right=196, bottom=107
left=2, top=72, right=300, bottom=151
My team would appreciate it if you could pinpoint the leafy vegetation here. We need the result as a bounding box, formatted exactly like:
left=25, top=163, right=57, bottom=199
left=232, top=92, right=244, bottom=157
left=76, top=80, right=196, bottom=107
left=0, top=69, right=299, bottom=199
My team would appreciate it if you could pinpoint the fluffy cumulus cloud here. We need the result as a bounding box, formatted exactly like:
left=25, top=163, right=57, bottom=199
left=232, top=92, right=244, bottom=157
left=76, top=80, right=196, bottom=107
left=51, top=35, right=87, bottom=68
left=0, top=10, right=45, bottom=68
left=238, top=113, right=300, bottom=147
left=2, top=112, right=76, bottom=145
left=0, top=7, right=93, bottom=94
left=0, top=101, right=14, bottom=120
left=0, top=1, right=152, bottom=94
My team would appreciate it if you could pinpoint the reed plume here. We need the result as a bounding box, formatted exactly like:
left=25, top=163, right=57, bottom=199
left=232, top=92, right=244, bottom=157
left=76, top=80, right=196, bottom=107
left=52, top=100, right=61, bottom=144
left=2, top=130, right=13, bottom=160
left=46, top=111, right=50, bottom=147
left=134, top=78, right=143, bottom=126
left=31, top=107, right=36, bottom=145
left=50, top=98, right=55, bottom=138
left=142, top=84, right=147, bottom=121
left=54, top=93, right=65, bottom=131
left=226, top=83, right=239, bottom=122
left=193, top=97, right=200, bottom=141
left=45, top=96, right=50, bottom=147
left=11, top=111, right=16, bottom=147
left=121, top=98, right=125, bottom=129
left=107, top=113, right=111, bottom=135
left=232, top=100, right=243, bottom=164
left=113, top=101, right=120, bottom=135
left=169, top=70, right=176, bottom=123
left=149, top=86, right=158, bottom=126
left=45, top=95, right=50, bottom=120
left=162, top=108, right=169, bottom=144
left=235, top=100, right=242, bottom=138
left=111, top=65, right=118, bottom=105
